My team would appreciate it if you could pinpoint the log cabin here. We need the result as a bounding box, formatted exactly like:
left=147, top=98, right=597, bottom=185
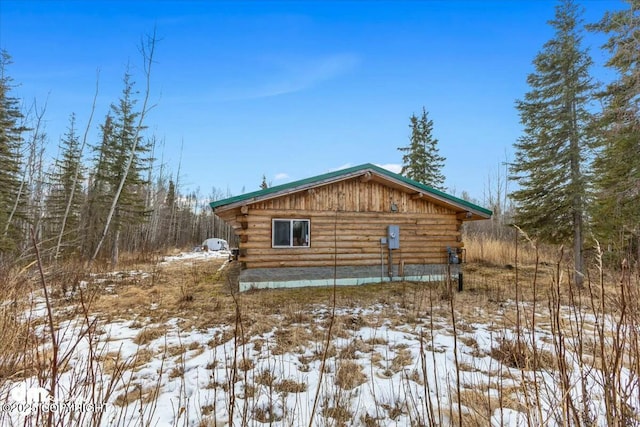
left=210, top=163, right=491, bottom=291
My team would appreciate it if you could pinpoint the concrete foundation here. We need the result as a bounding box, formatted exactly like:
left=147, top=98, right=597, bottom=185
left=238, top=264, right=460, bottom=292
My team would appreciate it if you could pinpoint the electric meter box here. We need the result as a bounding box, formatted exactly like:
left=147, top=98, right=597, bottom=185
left=387, top=225, right=400, bottom=249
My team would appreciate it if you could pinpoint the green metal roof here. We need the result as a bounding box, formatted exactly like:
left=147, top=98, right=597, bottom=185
left=210, top=163, right=492, bottom=217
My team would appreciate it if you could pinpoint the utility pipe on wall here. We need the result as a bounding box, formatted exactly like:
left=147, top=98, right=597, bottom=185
left=379, top=239, right=385, bottom=282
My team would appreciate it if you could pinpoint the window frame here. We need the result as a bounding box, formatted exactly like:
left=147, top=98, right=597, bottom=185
left=271, top=218, right=311, bottom=248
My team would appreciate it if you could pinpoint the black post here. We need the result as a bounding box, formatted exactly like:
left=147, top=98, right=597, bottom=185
left=458, top=272, right=463, bottom=292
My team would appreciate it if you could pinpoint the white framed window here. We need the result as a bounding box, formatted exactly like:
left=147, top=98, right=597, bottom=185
left=272, top=219, right=310, bottom=248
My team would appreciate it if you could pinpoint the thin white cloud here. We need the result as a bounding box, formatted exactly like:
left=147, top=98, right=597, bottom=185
left=274, top=173, right=290, bottom=181
left=223, top=53, right=360, bottom=101
left=376, top=163, right=403, bottom=174
left=328, top=163, right=353, bottom=172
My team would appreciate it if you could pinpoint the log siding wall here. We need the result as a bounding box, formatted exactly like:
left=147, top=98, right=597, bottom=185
left=224, top=178, right=463, bottom=270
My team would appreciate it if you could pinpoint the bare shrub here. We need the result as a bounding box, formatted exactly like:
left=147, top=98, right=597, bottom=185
left=323, top=404, right=352, bottom=424
left=253, top=402, right=283, bottom=423
left=381, top=400, right=406, bottom=420
left=237, top=358, right=254, bottom=371
left=254, top=369, right=276, bottom=386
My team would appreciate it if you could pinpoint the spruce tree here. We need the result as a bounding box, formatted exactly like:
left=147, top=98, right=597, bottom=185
left=398, top=107, right=446, bottom=190
left=45, top=113, right=85, bottom=259
left=509, top=0, right=595, bottom=286
left=0, top=50, right=28, bottom=255
left=88, top=72, right=152, bottom=263
left=260, top=174, right=269, bottom=189
left=589, top=0, right=640, bottom=256
left=83, top=115, right=112, bottom=258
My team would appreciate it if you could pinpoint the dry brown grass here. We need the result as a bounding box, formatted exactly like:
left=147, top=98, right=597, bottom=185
left=489, top=338, right=555, bottom=371
left=322, top=405, right=352, bottom=424
left=272, top=326, right=313, bottom=355
left=7, top=235, right=629, bottom=342
left=464, top=233, right=545, bottom=267
left=282, top=303, right=314, bottom=325
left=252, top=403, right=282, bottom=423
left=274, top=378, right=307, bottom=393
left=113, top=383, right=160, bottom=406
left=365, top=336, right=388, bottom=346
left=237, top=358, right=254, bottom=371
left=188, top=341, right=202, bottom=351
left=133, top=325, right=167, bottom=345
left=207, top=328, right=236, bottom=348
left=130, top=348, right=155, bottom=370
left=335, top=360, right=367, bottom=389
left=166, top=344, right=186, bottom=358
left=339, top=338, right=372, bottom=359
left=456, top=387, right=505, bottom=427
left=72, top=243, right=563, bottom=339
left=0, top=311, right=37, bottom=380
left=255, top=369, right=276, bottom=387
left=168, top=366, right=185, bottom=379
left=86, top=255, right=229, bottom=326
left=390, top=347, right=414, bottom=373
left=95, top=351, right=124, bottom=376
left=0, top=267, right=50, bottom=381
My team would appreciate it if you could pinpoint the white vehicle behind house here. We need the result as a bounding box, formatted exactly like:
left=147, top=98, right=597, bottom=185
left=202, top=238, right=229, bottom=251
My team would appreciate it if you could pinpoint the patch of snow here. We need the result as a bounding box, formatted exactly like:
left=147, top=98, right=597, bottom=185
left=159, top=250, right=231, bottom=265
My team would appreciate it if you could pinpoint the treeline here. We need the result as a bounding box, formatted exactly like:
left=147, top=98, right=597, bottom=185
left=0, top=35, right=234, bottom=267
left=460, top=0, right=640, bottom=282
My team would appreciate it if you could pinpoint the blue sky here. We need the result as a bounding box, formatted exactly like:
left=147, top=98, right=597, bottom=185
left=0, top=0, right=623, bottom=205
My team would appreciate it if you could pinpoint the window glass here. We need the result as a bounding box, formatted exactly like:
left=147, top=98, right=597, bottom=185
left=292, top=220, right=310, bottom=247
left=273, top=220, right=291, bottom=246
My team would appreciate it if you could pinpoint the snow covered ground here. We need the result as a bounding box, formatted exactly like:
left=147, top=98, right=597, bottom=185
left=160, top=249, right=231, bottom=264
left=1, top=251, right=638, bottom=426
